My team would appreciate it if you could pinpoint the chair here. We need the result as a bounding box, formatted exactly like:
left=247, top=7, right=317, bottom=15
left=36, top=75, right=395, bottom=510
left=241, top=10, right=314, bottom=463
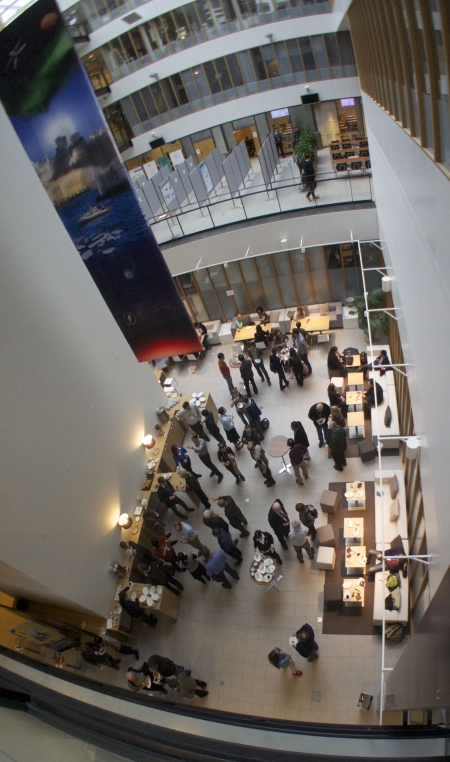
left=317, top=333, right=330, bottom=344
left=170, top=355, right=185, bottom=364
left=316, top=524, right=335, bottom=547
left=316, top=546, right=336, bottom=570
left=330, top=376, right=344, bottom=389
left=320, top=490, right=339, bottom=514
left=324, top=582, right=342, bottom=608
left=358, top=439, right=377, bottom=463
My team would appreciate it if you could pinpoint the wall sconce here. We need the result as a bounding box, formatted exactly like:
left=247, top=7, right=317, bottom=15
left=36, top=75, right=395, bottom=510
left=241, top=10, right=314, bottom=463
left=118, top=513, right=133, bottom=529
left=405, top=437, right=420, bottom=460
left=382, top=276, right=392, bottom=292
left=142, top=434, right=156, bottom=449
left=280, top=238, right=288, bottom=244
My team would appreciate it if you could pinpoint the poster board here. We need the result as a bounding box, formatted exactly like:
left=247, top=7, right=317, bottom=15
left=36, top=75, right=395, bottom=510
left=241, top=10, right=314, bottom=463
left=229, top=149, right=243, bottom=189
left=178, top=162, right=195, bottom=199
left=129, top=167, right=145, bottom=183
left=198, top=160, right=213, bottom=194
left=141, top=179, right=164, bottom=217
left=159, top=177, right=178, bottom=210
left=189, top=166, right=209, bottom=203
left=222, top=155, right=240, bottom=195
left=205, top=151, right=220, bottom=190
left=170, top=169, right=188, bottom=207
left=143, top=160, right=158, bottom=180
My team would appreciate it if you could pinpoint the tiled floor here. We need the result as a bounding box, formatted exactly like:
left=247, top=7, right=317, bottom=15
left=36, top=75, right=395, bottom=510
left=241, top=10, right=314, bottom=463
left=151, top=150, right=373, bottom=244
left=83, top=325, right=407, bottom=725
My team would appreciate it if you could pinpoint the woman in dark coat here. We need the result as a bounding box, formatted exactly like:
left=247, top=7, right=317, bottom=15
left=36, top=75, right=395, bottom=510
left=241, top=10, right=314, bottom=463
left=289, top=348, right=304, bottom=387
left=327, top=383, right=348, bottom=417
left=327, top=346, right=347, bottom=378
left=270, top=348, right=289, bottom=390
left=290, top=420, right=310, bottom=458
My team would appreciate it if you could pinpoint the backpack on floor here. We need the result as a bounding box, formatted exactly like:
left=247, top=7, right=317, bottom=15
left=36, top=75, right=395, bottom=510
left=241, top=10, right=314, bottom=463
left=385, top=624, right=404, bottom=643
left=261, top=418, right=270, bottom=430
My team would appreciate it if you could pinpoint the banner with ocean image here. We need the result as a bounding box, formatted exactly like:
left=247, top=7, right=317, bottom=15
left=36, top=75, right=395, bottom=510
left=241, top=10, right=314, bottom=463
left=0, top=0, right=201, bottom=362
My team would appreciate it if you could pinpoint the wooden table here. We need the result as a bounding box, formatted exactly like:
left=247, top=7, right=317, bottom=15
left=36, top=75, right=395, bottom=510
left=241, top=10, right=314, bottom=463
left=266, top=435, right=292, bottom=475
left=131, top=583, right=181, bottom=621
left=347, top=354, right=361, bottom=367
left=235, top=323, right=271, bottom=342
left=345, top=545, right=367, bottom=575
left=346, top=390, right=363, bottom=410
left=343, top=517, right=364, bottom=544
left=347, top=372, right=364, bottom=389
left=250, top=554, right=280, bottom=587
left=342, top=578, right=365, bottom=606
left=291, top=315, right=329, bottom=333
left=347, top=410, right=365, bottom=437
left=345, top=481, right=366, bottom=511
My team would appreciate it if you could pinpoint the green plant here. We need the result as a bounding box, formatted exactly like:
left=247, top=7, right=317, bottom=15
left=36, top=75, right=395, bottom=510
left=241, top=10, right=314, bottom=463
left=353, top=288, right=389, bottom=339
left=293, top=125, right=318, bottom=168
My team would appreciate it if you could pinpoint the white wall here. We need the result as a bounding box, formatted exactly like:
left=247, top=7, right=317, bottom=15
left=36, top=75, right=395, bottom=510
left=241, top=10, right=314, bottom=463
left=161, top=206, right=378, bottom=275
left=363, top=95, right=450, bottom=596
left=122, top=78, right=361, bottom=160
left=0, top=105, right=167, bottom=616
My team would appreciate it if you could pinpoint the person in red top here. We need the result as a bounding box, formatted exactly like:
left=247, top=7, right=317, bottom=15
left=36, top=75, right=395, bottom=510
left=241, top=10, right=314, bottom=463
left=151, top=535, right=178, bottom=568
left=218, top=352, right=235, bottom=396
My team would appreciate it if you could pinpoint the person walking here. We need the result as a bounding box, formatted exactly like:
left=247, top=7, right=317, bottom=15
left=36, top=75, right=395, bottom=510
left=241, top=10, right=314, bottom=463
left=230, top=387, right=249, bottom=427
left=308, top=402, right=331, bottom=448
left=187, top=434, right=223, bottom=482
left=248, top=341, right=271, bottom=384
left=287, top=438, right=309, bottom=486
left=176, top=401, right=210, bottom=440
left=217, top=407, right=243, bottom=450
left=118, top=584, right=157, bottom=628
left=303, top=155, right=318, bottom=201
left=157, top=476, right=193, bottom=518
left=217, top=442, right=246, bottom=484
left=328, top=420, right=347, bottom=471
left=212, top=527, right=243, bottom=565
left=269, top=348, right=289, bottom=390
left=177, top=467, right=211, bottom=509
left=247, top=441, right=276, bottom=487
left=201, top=408, right=226, bottom=446
left=268, top=647, right=302, bottom=677
left=177, top=552, right=209, bottom=584
left=203, top=508, right=229, bottom=533
left=168, top=672, right=208, bottom=699
left=205, top=550, right=240, bottom=589
left=238, top=354, right=258, bottom=396
left=140, top=558, right=184, bottom=596
left=296, top=502, right=318, bottom=541
left=213, top=495, right=250, bottom=537
left=291, top=623, right=319, bottom=661
left=289, top=520, right=315, bottom=563
left=291, top=420, right=311, bottom=458
left=173, top=520, right=209, bottom=556
left=268, top=499, right=290, bottom=550
left=289, top=347, right=305, bottom=387
left=171, top=444, right=201, bottom=477
left=292, top=328, right=312, bottom=375
left=218, top=352, right=235, bottom=397
left=253, top=530, right=282, bottom=564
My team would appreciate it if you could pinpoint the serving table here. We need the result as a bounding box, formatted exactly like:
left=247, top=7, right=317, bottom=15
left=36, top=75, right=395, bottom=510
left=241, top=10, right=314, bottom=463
left=346, top=390, right=363, bottom=410
left=343, top=517, right=364, bottom=544
left=345, top=545, right=367, bottom=575
left=342, top=578, right=365, bottom=606
left=235, top=323, right=271, bottom=342
left=131, top=583, right=180, bottom=621
left=291, top=315, right=329, bottom=333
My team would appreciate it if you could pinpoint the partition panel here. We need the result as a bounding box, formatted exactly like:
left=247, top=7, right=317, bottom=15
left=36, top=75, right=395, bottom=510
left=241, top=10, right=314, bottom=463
left=170, top=169, right=188, bottom=207
left=189, top=166, right=209, bottom=203
left=178, top=162, right=195, bottom=199
left=205, top=151, right=221, bottom=190
left=212, top=147, right=226, bottom=181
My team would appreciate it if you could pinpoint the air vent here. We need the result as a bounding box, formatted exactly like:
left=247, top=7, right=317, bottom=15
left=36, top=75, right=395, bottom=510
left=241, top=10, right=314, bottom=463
left=122, top=12, right=142, bottom=25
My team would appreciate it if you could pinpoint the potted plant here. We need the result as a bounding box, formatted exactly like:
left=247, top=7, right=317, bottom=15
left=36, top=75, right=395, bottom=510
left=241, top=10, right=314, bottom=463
left=293, top=125, right=318, bottom=169
left=353, top=288, right=389, bottom=343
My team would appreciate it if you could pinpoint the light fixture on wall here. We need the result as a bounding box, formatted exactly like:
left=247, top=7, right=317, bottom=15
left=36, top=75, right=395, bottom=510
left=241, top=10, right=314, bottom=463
left=142, top=434, right=156, bottom=450
left=280, top=238, right=288, bottom=244
left=382, top=276, right=392, bottom=292
left=265, top=33, right=274, bottom=43
left=149, top=73, right=159, bottom=81
left=118, top=513, right=133, bottom=529
left=405, top=436, right=420, bottom=460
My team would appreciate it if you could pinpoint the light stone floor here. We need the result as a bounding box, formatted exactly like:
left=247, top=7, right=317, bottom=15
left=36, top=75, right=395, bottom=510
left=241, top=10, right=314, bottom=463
left=151, top=150, right=373, bottom=244
left=79, top=326, right=408, bottom=726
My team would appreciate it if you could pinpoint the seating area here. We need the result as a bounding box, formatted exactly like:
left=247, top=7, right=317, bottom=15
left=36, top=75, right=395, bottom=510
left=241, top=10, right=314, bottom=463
left=367, top=344, right=400, bottom=448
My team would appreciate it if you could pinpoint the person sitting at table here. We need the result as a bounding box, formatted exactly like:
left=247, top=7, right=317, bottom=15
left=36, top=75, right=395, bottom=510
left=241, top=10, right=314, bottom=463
left=289, top=347, right=305, bottom=387
left=367, top=546, right=408, bottom=577
left=171, top=444, right=201, bottom=478
left=327, top=346, right=347, bottom=378
left=360, top=348, right=391, bottom=379
left=253, top=529, right=282, bottom=564
left=294, top=306, right=305, bottom=320
left=235, top=313, right=247, bottom=330
left=329, top=405, right=346, bottom=428
left=327, top=382, right=348, bottom=417
left=273, top=329, right=288, bottom=351
left=256, top=305, right=270, bottom=324
left=254, top=323, right=269, bottom=347
left=363, top=378, right=384, bottom=418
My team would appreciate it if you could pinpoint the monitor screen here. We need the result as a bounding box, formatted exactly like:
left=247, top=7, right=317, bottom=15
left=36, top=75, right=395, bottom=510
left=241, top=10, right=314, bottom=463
left=340, top=98, right=355, bottom=107
left=271, top=108, right=289, bottom=118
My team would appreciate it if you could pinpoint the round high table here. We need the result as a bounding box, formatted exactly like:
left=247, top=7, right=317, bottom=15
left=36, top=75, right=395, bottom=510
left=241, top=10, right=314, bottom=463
left=266, top=435, right=292, bottom=475
left=249, top=554, right=281, bottom=592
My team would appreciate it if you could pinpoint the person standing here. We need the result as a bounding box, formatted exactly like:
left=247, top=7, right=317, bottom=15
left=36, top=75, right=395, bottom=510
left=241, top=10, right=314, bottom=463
left=212, top=527, right=243, bottom=565
left=292, top=328, right=312, bottom=375
left=238, top=354, right=258, bottom=396
left=230, top=387, right=249, bottom=427
left=202, top=508, right=229, bottom=533
left=241, top=424, right=262, bottom=447
left=140, top=558, right=184, bottom=596
left=295, top=502, right=318, bottom=541
left=289, top=347, right=305, bottom=387
left=328, top=420, right=347, bottom=471
left=254, top=324, right=269, bottom=347
left=171, top=444, right=201, bottom=477
left=269, top=348, right=289, bottom=390
left=291, top=623, right=319, bottom=661
left=243, top=395, right=264, bottom=439
left=247, top=441, right=276, bottom=487
left=248, top=341, right=271, bottom=384
left=273, top=329, right=288, bottom=351
left=187, top=434, right=223, bottom=482
left=168, top=672, right=208, bottom=699
left=177, top=468, right=211, bottom=509
left=201, top=408, right=226, bottom=446
left=217, top=352, right=235, bottom=397
left=289, top=520, right=315, bottom=563
left=177, top=552, right=209, bottom=584
left=157, top=476, right=193, bottom=518
left=119, top=541, right=153, bottom=567
left=176, top=401, right=210, bottom=440
left=217, top=407, right=243, bottom=450
left=268, top=647, right=302, bottom=677
left=126, top=664, right=166, bottom=693
left=274, top=130, right=285, bottom=158
left=286, top=438, right=309, bottom=486
left=205, top=550, right=240, bottom=588
left=151, top=535, right=178, bottom=567
left=268, top=500, right=290, bottom=550
left=173, top=520, right=209, bottom=556
left=291, top=421, right=310, bottom=459
left=147, top=654, right=186, bottom=680
left=118, top=584, right=157, bottom=628
left=253, top=530, right=282, bottom=564
left=213, top=496, right=250, bottom=538
left=308, top=402, right=331, bottom=448
left=303, top=155, right=318, bottom=201
left=217, top=442, right=246, bottom=484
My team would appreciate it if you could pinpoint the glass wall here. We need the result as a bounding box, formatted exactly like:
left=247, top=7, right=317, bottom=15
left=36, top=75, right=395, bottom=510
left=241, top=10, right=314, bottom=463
left=174, top=243, right=363, bottom=322
left=110, top=32, right=356, bottom=137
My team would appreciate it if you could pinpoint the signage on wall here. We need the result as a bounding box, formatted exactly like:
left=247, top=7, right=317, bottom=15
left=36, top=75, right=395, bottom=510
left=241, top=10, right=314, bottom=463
left=0, top=0, right=201, bottom=361
left=271, top=108, right=289, bottom=118
left=340, top=98, right=355, bottom=107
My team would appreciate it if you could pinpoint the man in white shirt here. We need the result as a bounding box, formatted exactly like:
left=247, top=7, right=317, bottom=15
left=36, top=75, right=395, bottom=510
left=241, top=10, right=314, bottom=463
left=173, top=520, right=209, bottom=556
left=176, top=401, right=210, bottom=440
left=288, top=520, right=315, bottom=563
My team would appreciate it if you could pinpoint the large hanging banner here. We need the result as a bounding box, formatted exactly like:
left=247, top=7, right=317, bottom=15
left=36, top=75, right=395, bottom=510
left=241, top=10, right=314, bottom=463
left=0, top=0, right=201, bottom=362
